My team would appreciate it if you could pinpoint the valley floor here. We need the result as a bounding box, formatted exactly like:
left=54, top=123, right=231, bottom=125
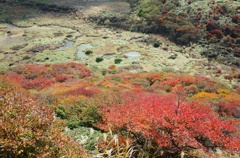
left=0, top=0, right=239, bottom=87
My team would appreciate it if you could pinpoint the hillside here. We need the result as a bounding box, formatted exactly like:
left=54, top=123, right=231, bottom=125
left=88, top=0, right=240, bottom=67
left=0, top=0, right=240, bottom=157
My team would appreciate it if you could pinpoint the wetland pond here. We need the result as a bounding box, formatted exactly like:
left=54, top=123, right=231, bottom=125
left=77, top=43, right=93, bottom=60
left=58, top=40, right=75, bottom=50
left=123, top=51, right=141, bottom=59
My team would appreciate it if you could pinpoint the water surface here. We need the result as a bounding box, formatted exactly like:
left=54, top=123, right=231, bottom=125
left=77, top=43, right=93, bottom=60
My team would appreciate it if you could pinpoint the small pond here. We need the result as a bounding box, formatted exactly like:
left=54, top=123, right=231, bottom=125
left=77, top=43, right=93, bottom=60
left=123, top=51, right=141, bottom=59
left=102, top=53, right=117, bottom=59
left=58, top=40, right=74, bottom=50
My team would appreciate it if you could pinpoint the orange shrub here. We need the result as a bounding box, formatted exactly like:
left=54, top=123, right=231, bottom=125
left=0, top=76, right=89, bottom=157
left=193, top=92, right=218, bottom=99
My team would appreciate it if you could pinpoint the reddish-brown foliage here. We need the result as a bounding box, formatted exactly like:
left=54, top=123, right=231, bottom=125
left=206, top=20, right=217, bottom=31
left=5, top=63, right=91, bottom=90
left=100, top=92, right=240, bottom=154
left=108, top=65, right=116, bottom=70
left=55, top=74, right=74, bottom=83
left=0, top=76, right=89, bottom=157
left=52, top=62, right=91, bottom=78
left=232, top=14, right=240, bottom=23
left=64, top=86, right=97, bottom=97
left=212, top=29, right=224, bottom=39
left=146, top=73, right=162, bottom=86
left=215, top=102, right=240, bottom=118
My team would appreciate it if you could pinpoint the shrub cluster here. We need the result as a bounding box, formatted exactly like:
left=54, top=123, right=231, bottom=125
left=5, top=62, right=91, bottom=90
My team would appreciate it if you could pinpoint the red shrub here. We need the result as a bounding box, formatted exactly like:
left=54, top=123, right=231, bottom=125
left=223, top=35, right=234, bottom=47
left=100, top=93, right=240, bottom=154
left=179, top=75, right=195, bottom=86
left=78, top=68, right=91, bottom=78
left=21, top=78, right=55, bottom=90
left=206, top=20, right=217, bottom=31
left=5, top=63, right=91, bottom=90
left=232, top=14, right=240, bottom=23
left=147, top=73, right=162, bottom=85
left=215, top=102, right=240, bottom=118
left=55, top=74, right=73, bottom=83
left=184, top=85, right=198, bottom=94
left=212, top=29, right=223, bottom=39
left=108, top=65, right=116, bottom=70
left=24, top=65, right=50, bottom=79
left=65, top=86, right=96, bottom=97
left=52, top=63, right=68, bottom=74
left=5, top=73, right=24, bottom=83
left=162, top=78, right=180, bottom=88
left=230, top=25, right=240, bottom=38
left=224, top=75, right=233, bottom=80
left=224, top=24, right=232, bottom=35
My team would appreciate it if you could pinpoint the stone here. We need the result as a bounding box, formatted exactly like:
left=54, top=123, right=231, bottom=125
left=104, top=19, right=110, bottom=25
left=168, top=54, right=177, bottom=60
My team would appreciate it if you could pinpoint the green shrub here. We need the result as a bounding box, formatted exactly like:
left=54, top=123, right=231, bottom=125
left=153, top=42, right=161, bottom=48
left=76, top=100, right=102, bottom=127
left=56, top=105, right=66, bottom=119
left=102, top=36, right=108, bottom=39
left=96, top=57, right=104, bottom=63
left=22, top=55, right=30, bottom=60
left=67, top=120, right=79, bottom=129
left=66, top=34, right=73, bottom=38
left=64, top=100, right=102, bottom=127
left=85, top=50, right=93, bottom=55
left=114, top=58, right=122, bottom=64
left=138, top=9, right=145, bottom=17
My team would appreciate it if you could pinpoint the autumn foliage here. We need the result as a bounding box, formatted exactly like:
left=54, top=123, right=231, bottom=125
left=0, top=76, right=89, bottom=157
left=99, top=92, right=240, bottom=155
left=6, top=62, right=91, bottom=90
left=1, top=63, right=240, bottom=157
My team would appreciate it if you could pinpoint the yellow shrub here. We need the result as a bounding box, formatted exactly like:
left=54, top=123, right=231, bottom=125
left=193, top=92, right=218, bottom=99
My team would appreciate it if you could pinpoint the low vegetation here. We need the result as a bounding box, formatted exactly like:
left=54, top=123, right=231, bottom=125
left=85, top=50, right=93, bottom=55
left=0, top=0, right=240, bottom=157
left=96, top=57, right=104, bottom=63
left=1, top=63, right=239, bottom=157
left=0, top=75, right=89, bottom=157
left=114, top=58, right=123, bottom=64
